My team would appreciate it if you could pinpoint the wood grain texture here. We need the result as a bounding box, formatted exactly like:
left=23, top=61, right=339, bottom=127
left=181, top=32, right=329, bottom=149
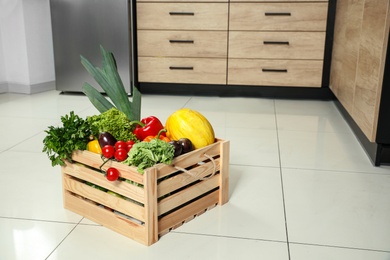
left=137, top=3, right=228, bottom=30
left=330, top=0, right=390, bottom=141
left=138, top=30, right=228, bottom=58
left=228, top=59, right=323, bottom=87
left=230, top=0, right=327, bottom=2
left=138, top=57, right=227, bottom=84
left=229, top=3, right=328, bottom=31
left=229, top=31, right=325, bottom=59
left=137, top=0, right=227, bottom=2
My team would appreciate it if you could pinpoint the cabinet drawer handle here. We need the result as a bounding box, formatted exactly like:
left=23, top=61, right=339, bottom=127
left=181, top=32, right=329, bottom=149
left=263, top=41, right=290, bottom=45
left=169, top=66, right=194, bottom=70
left=262, top=68, right=288, bottom=73
left=264, top=12, right=291, bottom=16
left=169, top=12, right=195, bottom=16
left=169, top=40, right=194, bottom=44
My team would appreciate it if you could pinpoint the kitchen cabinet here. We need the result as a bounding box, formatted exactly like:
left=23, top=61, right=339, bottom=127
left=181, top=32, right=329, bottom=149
left=330, top=0, right=390, bottom=165
left=136, top=0, right=336, bottom=97
left=228, top=1, right=328, bottom=87
left=136, top=1, right=228, bottom=85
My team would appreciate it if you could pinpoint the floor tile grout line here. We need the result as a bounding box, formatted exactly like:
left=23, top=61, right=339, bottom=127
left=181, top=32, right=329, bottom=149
left=181, top=96, right=193, bottom=108
left=0, top=216, right=82, bottom=225
left=289, top=241, right=390, bottom=254
left=280, top=166, right=390, bottom=176
left=1, top=130, right=45, bottom=154
left=171, top=231, right=288, bottom=245
left=44, top=217, right=85, bottom=260
left=274, top=100, right=292, bottom=260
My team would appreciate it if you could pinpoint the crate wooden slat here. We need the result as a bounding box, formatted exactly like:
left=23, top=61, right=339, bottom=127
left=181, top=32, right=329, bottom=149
left=61, top=139, right=229, bottom=246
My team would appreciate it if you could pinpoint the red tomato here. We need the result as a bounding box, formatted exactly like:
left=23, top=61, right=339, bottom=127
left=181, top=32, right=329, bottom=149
left=126, top=140, right=135, bottom=145
left=102, top=145, right=115, bottom=159
left=125, top=140, right=135, bottom=152
left=114, top=148, right=128, bottom=162
left=115, top=140, right=127, bottom=151
left=126, top=144, right=133, bottom=152
left=106, top=167, right=120, bottom=181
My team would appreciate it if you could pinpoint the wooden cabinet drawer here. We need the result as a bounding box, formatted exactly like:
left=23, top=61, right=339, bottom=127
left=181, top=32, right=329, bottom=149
left=137, top=0, right=227, bottom=2
left=229, top=31, right=325, bottom=59
left=230, top=0, right=327, bottom=2
left=138, top=30, right=228, bottom=58
left=229, top=3, right=328, bottom=31
left=228, top=59, right=323, bottom=87
left=137, top=3, right=228, bottom=30
left=138, top=57, right=227, bottom=84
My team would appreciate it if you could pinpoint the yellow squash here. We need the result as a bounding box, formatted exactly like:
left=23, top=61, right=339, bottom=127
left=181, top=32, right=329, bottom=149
left=165, top=108, right=215, bottom=149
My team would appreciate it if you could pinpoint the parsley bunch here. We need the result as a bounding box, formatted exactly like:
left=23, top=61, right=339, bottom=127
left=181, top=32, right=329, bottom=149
left=43, top=111, right=92, bottom=167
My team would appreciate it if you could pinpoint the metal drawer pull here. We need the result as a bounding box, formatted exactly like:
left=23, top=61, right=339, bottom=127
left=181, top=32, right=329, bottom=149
left=263, top=41, right=290, bottom=45
left=262, top=68, right=288, bottom=73
left=169, top=40, right=194, bottom=44
left=169, top=12, right=195, bottom=16
left=169, top=66, right=194, bottom=70
left=264, top=12, right=291, bottom=16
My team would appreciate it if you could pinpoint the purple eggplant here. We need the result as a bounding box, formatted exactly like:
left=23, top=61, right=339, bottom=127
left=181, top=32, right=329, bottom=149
left=98, top=132, right=117, bottom=148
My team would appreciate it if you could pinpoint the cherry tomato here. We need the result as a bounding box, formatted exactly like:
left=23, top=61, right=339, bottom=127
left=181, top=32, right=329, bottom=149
left=106, top=167, right=120, bottom=181
left=115, top=140, right=127, bottom=151
left=126, top=140, right=135, bottom=145
left=125, top=140, right=135, bottom=152
left=114, top=148, right=128, bottom=162
left=126, top=144, right=134, bottom=152
left=102, top=145, right=115, bottom=159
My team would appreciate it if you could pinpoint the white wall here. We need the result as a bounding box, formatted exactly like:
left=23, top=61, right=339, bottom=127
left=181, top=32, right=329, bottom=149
left=0, top=0, right=55, bottom=94
left=24, top=0, right=55, bottom=85
left=0, top=25, right=7, bottom=92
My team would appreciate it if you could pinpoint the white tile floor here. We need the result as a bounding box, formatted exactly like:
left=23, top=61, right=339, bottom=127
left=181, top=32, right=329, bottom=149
left=1, top=90, right=390, bottom=260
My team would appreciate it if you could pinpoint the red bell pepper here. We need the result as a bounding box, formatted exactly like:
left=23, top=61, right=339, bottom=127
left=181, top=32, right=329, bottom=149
left=132, top=116, right=165, bottom=141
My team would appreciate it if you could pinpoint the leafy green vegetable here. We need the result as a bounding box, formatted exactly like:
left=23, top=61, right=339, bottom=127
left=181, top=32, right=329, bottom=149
left=42, top=111, right=92, bottom=167
left=81, top=45, right=141, bottom=121
left=87, top=108, right=137, bottom=142
left=123, top=139, right=175, bottom=173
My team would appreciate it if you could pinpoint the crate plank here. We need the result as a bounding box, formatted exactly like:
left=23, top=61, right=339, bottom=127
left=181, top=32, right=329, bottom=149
left=158, top=175, right=220, bottom=215
left=72, top=150, right=144, bottom=184
left=63, top=162, right=145, bottom=204
left=158, top=190, right=219, bottom=235
left=63, top=174, right=145, bottom=221
left=157, top=158, right=221, bottom=197
left=63, top=191, right=148, bottom=245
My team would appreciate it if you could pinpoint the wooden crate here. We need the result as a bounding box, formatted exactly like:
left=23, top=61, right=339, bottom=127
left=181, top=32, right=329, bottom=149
left=61, top=139, right=229, bottom=246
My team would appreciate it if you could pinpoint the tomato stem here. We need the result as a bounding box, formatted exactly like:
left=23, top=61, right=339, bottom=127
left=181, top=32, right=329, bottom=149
left=99, top=155, right=111, bottom=172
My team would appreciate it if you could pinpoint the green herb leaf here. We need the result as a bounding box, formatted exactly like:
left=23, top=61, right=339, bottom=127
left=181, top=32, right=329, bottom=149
left=42, top=111, right=92, bottom=167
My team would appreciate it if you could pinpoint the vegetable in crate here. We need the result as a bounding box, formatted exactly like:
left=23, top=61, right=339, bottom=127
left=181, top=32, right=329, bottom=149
left=87, top=139, right=102, bottom=154
left=165, top=108, right=215, bottom=150
left=143, top=129, right=170, bottom=143
left=43, top=111, right=92, bottom=166
left=98, top=132, right=117, bottom=148
left=123, top=139, right=175, bottom=173
left=132, top=116, right=165, bottom=141
left=81, top=45, right=141, bottom=122
left=87, top=108, right=137, bottom=142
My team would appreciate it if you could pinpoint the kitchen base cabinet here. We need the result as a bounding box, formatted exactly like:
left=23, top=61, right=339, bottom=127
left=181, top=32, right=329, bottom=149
left=136, top=0, right=336, bottom=97
left=330, top=0, right=390, bottom=166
